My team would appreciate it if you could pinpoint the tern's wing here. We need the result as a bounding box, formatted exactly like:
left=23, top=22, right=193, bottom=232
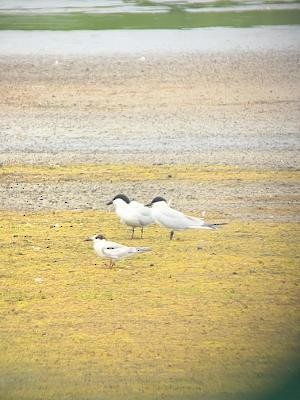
left=136, top=206, right=154, bottom=225
left=186, top=215, right=205, bottom=225
left=154, top=207, right=192, bottom=230
left=101, top=240, right=131, bottom=259
left=185, top=215, right=221, bottom=230
left=102, top=244, right=150, bottom=260
left=165, top=207, right=207, bottom=226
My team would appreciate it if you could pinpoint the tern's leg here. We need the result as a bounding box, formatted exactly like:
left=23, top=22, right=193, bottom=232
left=141, top=227, right=144, bottom=239
left=170, top=230, right=174, bottom=240
left=109, top=259, right=114, bottom=269
left=131, top=227, right=135, bottom=239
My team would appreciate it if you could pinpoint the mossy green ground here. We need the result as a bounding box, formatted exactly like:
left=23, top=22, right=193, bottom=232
left=1, top=209, right=299, bottom=399
left=0, top=9, right=300, bottom=30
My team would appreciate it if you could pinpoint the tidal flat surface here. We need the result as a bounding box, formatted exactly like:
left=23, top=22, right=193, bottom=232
left=0, top=31, right=299, bottom=168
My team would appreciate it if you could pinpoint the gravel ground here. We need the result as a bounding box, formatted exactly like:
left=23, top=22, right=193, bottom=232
left=1, top=179, right=299, bottom=222
left=0, top=46, right=299, bottom=219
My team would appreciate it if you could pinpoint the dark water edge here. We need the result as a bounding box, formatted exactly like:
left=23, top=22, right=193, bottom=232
left=0, top=9, right=300, bottom=30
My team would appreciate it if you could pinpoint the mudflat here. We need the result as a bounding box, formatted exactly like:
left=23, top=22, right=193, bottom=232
left=0, top=49, right=299, bottom=168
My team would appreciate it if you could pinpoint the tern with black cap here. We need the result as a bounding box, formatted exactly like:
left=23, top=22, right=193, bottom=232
left=107, top=194, right=154, bottom=239
left=147, top=196, right=225, bottom=240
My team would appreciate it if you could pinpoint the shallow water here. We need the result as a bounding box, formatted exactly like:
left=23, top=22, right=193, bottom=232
left=1, top=26, right=299, bottom=54
left=1, top=0, right=300, bottom=14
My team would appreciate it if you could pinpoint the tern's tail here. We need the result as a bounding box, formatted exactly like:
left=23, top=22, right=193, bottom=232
left=210, top=223, right=227, bottom=228
left=189, top=223, right=227, bottom=230
left=134, top=247, right=151, bottom=253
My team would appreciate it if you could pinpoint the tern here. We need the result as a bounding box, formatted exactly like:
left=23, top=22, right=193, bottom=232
left=107, top=194, right=154, bottom=239
left=147, top=196, right=225, bottom=240
left=85, top=234, right=151, bottom=268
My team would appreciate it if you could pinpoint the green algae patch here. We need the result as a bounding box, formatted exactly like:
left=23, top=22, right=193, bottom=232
left=1, top=210, right=299, bottom=399
left=0, top=9, right=300, bottom=30
left=1, top=164, right=299, bottom=184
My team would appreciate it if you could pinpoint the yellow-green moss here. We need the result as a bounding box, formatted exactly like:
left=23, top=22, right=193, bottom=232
left=1, top=210, right=299, bottom=399
left=1, top=164, right=299, bottom=183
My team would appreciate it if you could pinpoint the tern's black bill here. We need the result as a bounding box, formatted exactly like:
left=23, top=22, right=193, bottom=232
left=106, top=200, right=113, bottom=205
left=84, top=238, right=92, bottom=242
